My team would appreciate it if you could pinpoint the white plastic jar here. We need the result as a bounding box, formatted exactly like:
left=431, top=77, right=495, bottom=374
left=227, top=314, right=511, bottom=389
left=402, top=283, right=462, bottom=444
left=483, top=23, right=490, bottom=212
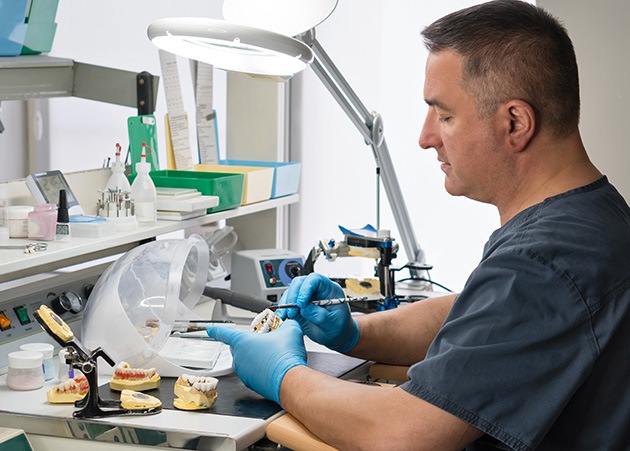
left=20, top=342, right=55, bottom=380
left=8, top=205, right=33, bottom=238
left=6, top=350, right=44, bottom=390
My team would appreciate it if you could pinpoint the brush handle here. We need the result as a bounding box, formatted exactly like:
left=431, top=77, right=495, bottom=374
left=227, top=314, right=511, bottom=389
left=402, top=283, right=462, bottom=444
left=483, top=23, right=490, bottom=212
left=269, top=296, right=368, bottom=311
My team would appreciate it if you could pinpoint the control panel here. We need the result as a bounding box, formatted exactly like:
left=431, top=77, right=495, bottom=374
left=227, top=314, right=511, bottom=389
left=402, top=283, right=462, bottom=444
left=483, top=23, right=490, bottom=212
left=0, top=272, right=100, bottom=371
left=231, top=249, right=304, bottom=302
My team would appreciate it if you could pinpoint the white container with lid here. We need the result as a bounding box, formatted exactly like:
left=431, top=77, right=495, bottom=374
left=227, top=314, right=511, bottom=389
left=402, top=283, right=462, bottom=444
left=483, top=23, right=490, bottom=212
left=8, top=205, right=34, bottom=238
left=6, top=350, right=44, bottom=390
left=20, top=342, right=55, bottom=380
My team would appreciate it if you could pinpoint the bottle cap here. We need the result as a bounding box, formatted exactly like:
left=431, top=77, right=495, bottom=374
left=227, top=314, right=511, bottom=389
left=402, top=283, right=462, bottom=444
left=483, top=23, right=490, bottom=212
left=20, top=342, right=54, bottom=359
left=57, top=189, right=69, bottom=223
left=8, top=350, right=43, bottom=369
left=8, top=205, right=33, bottom=220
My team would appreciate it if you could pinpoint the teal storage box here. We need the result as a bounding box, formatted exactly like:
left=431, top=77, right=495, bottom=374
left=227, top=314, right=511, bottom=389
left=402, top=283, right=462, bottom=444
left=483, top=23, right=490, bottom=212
left=21, top=0, right=59, bottom=55
left=220, top=159, right=300, bottom=198
left=0, top=0, right=30, bottom=56
left=128, top=170, right=244, bottom=213
left=21, top=22, right=57, bottom=54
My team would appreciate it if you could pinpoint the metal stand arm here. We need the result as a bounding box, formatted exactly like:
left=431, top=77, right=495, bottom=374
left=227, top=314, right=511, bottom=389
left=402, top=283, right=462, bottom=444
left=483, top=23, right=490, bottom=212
left=303, top=31, right=426, bottom=267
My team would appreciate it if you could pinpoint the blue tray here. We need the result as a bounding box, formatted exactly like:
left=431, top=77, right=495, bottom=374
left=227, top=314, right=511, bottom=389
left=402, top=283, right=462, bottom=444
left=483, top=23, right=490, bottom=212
left=220, top=159, right=300, bottom=198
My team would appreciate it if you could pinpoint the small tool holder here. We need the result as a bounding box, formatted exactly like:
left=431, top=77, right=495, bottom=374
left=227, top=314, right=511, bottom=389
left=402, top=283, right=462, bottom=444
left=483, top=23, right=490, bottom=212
left=33, top=307, right=161, bottom=419
left=97, top=188, right=134, bottom=219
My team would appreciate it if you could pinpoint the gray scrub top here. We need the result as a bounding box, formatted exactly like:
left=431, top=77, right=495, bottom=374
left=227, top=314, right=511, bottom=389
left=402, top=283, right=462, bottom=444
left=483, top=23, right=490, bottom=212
left=402, top=177, right=630, bottom=450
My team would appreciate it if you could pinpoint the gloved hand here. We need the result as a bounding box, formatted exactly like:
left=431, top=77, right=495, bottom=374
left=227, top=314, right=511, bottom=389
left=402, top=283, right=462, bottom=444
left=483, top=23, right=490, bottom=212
left=277, top=273, right=360, bottom=353
left=206, top=320, right=306, bottom=405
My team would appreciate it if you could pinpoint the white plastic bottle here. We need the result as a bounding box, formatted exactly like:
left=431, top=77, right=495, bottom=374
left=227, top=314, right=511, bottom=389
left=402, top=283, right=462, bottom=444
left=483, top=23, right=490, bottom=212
left=131, top=144, right=157, bottom=226
left=106, top=143, right=131, bottom=192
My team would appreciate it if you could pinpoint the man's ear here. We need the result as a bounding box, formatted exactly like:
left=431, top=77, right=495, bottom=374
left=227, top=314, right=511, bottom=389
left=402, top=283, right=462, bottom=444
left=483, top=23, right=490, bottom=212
left=503, top=100, right=536, bottom=152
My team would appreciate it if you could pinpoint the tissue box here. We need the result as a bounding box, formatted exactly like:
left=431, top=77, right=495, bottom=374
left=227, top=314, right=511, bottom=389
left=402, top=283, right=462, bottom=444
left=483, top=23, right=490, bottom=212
left=195, top=164, right=274, bottom=205
left=220, top=159, right=300, bottom=198
left=128, top=170, right=244, bottom=213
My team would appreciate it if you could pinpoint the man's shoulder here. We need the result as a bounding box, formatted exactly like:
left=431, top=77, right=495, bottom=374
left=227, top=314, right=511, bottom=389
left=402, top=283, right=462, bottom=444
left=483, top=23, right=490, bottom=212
left=495, top=178, right=630, bottom=250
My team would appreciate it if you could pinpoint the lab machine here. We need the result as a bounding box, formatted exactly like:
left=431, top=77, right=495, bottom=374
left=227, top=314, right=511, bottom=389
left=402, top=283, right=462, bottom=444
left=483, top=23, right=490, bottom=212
left=230, top=249, right=304, bottom=302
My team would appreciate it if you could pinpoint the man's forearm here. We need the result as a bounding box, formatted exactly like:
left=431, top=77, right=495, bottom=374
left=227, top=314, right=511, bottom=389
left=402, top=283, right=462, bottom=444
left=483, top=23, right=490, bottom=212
left=279, top=364, right=481, bottom=450
left=348, top=293, right=457, bottom=365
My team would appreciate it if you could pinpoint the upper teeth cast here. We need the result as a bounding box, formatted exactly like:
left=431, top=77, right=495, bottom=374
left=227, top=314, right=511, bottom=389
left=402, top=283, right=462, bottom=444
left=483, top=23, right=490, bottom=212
left=114, top=361, right=157, bottom=378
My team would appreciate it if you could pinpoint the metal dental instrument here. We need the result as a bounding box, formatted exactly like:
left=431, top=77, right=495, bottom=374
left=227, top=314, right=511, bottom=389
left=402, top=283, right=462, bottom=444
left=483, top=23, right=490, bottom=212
left=0, top=242, right=48, bottom=253
left=269, top=296, right=369, bottom=311
left=171, top=320, right=235, bottom=333
left=145, top=318, right=235, bottom=334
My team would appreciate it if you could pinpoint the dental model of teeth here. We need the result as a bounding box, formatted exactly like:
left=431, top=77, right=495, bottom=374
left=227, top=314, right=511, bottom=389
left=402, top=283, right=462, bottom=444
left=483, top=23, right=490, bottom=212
left=173, top=374, right=219, bottom=410
left=47, top=376, right=89, bottom=404
left=120, top=389, right=162, bottom=410
left=109, top=361, right=161, bottom=391
left=250, top=308, right=283, bottom=333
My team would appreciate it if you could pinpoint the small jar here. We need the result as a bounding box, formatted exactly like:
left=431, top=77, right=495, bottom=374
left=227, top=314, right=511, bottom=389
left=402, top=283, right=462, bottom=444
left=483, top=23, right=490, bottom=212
left=7, top=350, right=44, bottom=391
left=8, top=206, right=33, bottom=238
left=28, top=203, right=57, bottom=241
left=20, top=342, right=55, bottom=381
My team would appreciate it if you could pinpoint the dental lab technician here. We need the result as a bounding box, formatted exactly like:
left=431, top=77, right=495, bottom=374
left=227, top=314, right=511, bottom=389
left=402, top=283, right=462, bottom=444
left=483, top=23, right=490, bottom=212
left=208, top=1, right=630, bottom=449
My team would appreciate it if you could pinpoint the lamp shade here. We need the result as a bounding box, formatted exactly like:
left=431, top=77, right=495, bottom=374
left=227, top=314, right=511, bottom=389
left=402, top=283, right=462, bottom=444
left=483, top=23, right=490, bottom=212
left=147, top=17, right=313, bottom=79
left=222, top=0, right=338, bottom=37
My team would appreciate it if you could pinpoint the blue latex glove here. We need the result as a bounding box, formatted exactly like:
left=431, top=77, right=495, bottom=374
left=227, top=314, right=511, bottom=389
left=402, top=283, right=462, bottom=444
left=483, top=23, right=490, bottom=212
left=277, top=273, right=360, bottom=353
left=206, top=320, right=306, bottom=405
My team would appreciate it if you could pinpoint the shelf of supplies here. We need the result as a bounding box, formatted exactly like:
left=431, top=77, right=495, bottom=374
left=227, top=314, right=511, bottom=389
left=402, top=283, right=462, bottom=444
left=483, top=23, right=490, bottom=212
left=0, top=194, right=298, bottom=283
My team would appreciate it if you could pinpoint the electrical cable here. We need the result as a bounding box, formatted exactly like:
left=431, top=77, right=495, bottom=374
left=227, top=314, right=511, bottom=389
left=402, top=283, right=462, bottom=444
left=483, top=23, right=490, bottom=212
left=395, top=276, right=453, bottom=293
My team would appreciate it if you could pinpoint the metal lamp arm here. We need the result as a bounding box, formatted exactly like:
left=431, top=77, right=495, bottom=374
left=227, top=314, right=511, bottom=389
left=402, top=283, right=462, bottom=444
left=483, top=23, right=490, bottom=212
left=303, top=33, right=426, bottom=265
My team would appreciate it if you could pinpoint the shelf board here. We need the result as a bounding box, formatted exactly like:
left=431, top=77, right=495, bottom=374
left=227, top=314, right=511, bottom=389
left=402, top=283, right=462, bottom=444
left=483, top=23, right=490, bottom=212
left=0, top=55, right=158, bottom=109
left=0, top=194, right=298, bottom=283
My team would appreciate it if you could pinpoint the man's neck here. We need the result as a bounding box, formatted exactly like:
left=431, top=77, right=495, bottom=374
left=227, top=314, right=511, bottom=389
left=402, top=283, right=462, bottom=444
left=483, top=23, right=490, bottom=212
left=496, top=133, right=602, bottom=225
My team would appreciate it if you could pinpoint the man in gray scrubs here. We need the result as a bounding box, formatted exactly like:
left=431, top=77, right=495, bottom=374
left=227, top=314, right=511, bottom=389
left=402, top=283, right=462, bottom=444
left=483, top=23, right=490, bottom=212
left=208, top=1, right=630, bottom=449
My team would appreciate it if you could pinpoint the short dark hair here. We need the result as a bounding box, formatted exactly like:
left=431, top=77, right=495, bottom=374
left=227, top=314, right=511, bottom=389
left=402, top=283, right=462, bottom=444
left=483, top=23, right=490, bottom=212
left=422, top=0, right=580, bottom=138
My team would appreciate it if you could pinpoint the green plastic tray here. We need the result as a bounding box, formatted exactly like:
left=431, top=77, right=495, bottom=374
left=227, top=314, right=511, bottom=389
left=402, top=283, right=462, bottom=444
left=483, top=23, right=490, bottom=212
left=128, top=170, right=244, bottom=213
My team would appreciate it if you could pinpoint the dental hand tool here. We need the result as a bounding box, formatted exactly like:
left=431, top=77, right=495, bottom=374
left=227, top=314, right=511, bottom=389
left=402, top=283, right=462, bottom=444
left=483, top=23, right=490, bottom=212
left=269, top=296, right=368, bottom=311
left=146, top=319, right=235, bottom=334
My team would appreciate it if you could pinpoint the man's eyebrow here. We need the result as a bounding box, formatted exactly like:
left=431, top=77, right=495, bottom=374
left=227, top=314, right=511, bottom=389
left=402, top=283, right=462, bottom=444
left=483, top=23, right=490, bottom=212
left=425, top=98, right=449, bottom=110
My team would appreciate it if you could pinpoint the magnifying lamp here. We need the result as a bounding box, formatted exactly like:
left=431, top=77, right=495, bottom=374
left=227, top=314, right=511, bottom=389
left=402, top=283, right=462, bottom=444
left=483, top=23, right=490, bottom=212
left=147, top=1, right=429, bottom=275
left=148, top=17, right=313, bottom=80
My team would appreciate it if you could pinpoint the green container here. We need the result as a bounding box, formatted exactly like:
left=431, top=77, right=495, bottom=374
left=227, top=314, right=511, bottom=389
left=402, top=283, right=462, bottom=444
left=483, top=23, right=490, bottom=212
left=128, top=170, right=244, bottom=213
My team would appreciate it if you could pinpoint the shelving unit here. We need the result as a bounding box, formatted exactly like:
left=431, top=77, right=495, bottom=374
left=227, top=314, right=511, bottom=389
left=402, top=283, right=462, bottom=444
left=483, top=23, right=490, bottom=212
left=0, top=194, right=298, bottom=283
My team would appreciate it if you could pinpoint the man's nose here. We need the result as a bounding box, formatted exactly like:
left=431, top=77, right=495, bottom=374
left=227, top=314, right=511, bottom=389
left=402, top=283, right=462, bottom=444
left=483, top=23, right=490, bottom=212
left=418, top=109, right=440, bottom=150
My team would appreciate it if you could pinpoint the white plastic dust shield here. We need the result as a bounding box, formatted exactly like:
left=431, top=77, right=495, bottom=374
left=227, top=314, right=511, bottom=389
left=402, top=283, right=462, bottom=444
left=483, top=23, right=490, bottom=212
left=81, top=234, right=232, bottom=377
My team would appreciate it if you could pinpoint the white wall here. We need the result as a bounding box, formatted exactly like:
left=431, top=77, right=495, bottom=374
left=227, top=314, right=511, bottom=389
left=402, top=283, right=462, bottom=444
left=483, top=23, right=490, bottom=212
left=289, top=1, right=508, bottom=292
left=538, top=0, right=630, bottom=201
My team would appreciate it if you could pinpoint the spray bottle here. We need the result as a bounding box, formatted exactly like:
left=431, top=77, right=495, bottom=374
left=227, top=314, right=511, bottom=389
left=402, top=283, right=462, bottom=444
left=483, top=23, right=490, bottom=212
left=130, top=142, right=157, bottom=226
left=106, top=143, right=131, bottom=192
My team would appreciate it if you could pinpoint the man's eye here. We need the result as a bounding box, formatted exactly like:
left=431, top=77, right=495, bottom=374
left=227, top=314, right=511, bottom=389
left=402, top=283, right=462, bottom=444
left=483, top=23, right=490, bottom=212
left=439, top=116, right=451, bottom=123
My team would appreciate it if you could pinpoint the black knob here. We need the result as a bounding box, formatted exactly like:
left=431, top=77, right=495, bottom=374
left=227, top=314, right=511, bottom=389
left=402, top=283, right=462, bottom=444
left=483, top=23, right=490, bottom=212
left=51, top=290, right=85, bottom=315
